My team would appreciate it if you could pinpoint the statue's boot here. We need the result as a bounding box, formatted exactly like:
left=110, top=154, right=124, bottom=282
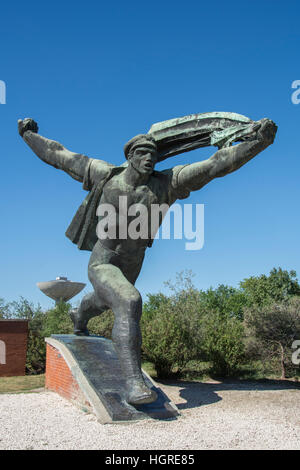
left=126, top=378, right=158, bottom=405
left=70, top=308, right=90, bottom=336
left=112, top=331, right=158, bottom=405
left=70, top=292, right=107, bottom=336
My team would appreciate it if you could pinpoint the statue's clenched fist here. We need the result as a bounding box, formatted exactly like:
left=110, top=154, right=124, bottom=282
left=257, top=118, right=277, bottom=145
left=18, top=118, right=39, bottom=138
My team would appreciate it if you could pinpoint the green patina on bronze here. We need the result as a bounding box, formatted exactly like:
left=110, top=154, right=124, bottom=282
left=148, top=111, right=260, bottom=161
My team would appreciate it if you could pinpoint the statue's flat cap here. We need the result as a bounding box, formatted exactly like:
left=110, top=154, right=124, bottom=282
left=124, top=134, right=157, bottom=159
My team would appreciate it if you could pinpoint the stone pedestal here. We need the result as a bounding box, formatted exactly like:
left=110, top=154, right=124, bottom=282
left=45, top=335, right=179, bottom=424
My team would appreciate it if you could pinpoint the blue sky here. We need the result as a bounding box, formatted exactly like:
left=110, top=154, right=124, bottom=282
left=0, top=0, right=300, bottom=309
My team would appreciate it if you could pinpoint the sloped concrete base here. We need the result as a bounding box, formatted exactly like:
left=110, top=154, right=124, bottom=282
left=45, top=335, right=179, bottom=424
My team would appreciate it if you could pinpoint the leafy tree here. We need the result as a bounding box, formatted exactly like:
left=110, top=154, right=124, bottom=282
left=244, top=297, right=300, bottom=379
left=1, top=296, right=42, bottom=320
left=142, top=293, right=169, bottom=320
left=198, top=284, right=247, bottom=321
left=142, top=272, right=246, bottom=378
left=42, top=301, right=73, bottom=337
left=141, top=278, right=203, bottom=378
left=201, top=310, right=245, bottom=376
left=88, top=309, right=114, bottom=338
left=0, top=298, right=10, bottom=319
left=240, top=267, right=300, bottom=307
left=26, top=311, right=47, bottom=374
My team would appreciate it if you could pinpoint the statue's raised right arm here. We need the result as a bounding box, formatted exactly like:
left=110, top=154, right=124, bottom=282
left=18, top=118, right=93, bottom=183
left=174, top=118, right=277, bottom=193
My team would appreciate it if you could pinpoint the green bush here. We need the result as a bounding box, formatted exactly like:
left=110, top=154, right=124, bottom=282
left=198, top=285, right=247, bottom=321
left=1, top=266, right=299, bottom=380
left=42, top=301, right=73, bottom=337
left=26, top=312, right=47, bottom=375
left=141, top=286, right=203, bottom=378
left=244, top=297, right=300, bottom=378
left=87, top=309, right=114, bottom=338
left=240, top=267, right=300, bottom=307
left=201, top=311, right=245, bottom=376
left=141, top=273, right=247, bottom=378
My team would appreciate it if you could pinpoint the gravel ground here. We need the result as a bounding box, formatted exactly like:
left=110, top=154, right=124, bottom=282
left=0, top=380, right=299, bottom=450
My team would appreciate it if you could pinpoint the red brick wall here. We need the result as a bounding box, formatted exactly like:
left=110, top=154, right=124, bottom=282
left=45, top=343, right=91, bottom=410
left=0, top=320, right=28, bottom=377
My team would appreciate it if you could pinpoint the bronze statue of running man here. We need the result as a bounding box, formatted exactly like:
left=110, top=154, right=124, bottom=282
left=18, top=114, right=277, bottom=405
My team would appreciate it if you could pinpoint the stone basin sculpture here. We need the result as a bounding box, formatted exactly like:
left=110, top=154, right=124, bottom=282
left=37, top=276, right=86, bottom=303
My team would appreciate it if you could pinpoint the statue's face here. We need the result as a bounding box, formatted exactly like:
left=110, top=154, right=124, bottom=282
left=129, top=145, right=158, bottom=175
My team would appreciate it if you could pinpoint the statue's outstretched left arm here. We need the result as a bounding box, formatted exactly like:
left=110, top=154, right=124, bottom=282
left=173, top=119, right=277, bottom=193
